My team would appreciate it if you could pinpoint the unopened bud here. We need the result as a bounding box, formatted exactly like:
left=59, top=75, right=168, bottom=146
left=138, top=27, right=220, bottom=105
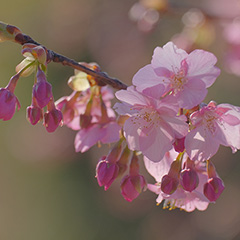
left=96, top=156, right=119, bottom=191
left=44, top=108, right=63, bottom=133
left=161, top=174, right=179, bottom=195
left=203, top=177, right=224, bottom=202
left=120, top=174, right=146, bottom=202
left=180, top=168, right=199, bottom=192
left=27, top=105, right=42, bottom=125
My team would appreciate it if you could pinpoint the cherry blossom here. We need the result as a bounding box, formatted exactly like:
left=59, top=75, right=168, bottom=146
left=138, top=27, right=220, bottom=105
left=185, top=101, right=240, bottom=161
left=115, top=86, right=188, bottom=162
left=132, top=42, right=220, bottom=109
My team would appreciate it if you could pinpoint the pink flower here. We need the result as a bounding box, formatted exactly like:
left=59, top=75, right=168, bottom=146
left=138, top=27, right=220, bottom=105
left=115, top=86, right=188, bottom=162
left=185, top=101, right=240, bottom=161
left=132, top=42, right=220, bottom=109
left=0, top=88, right=20, bottom=121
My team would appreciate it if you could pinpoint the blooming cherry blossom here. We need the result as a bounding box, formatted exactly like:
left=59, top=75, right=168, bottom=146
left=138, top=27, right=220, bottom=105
left=115, top=86, right=188, bottom=162
left=185, top=101, right=240, bottom=161
left=133, top=42, right=220, bottom=109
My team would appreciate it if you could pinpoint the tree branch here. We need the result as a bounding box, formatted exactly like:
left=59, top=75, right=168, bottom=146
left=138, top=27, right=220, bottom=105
left=14, top=30, right=128, bottom=90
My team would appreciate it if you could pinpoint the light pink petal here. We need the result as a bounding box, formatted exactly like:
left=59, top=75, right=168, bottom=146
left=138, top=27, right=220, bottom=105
left=139, top=121, right=176, bottom=162
left=123, top=117, right=141, bottom=151
left=113, top=102, right=138, bottom=116
left=152, top=42, right=188, bottom=70
left=133, top=64, right=167, bottom=98
left=101, top=122, right=121, bottom=144
left=147, top=184, right=161, bottom=194
left=215, top=122, right=240, bottom=151
left=67, top=116, right=81, bottom=130
left=185, top=126, right=220, bottom=161
left=144, top=149, right=178, bottom=182
left=115, top=86, right=148, bottom=106
left=187, top=49, right=220, bottom=87
left=218, top=103, right=240, bottom=125
left=177, top=78, right=207, bottom=109
left=74, top=125, right=106, bottom=153
left=161, top=114, right=189, bottom=139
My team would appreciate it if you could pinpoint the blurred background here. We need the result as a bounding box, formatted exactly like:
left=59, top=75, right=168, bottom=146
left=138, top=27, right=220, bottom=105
left=0, top=0, right=240, bottom=239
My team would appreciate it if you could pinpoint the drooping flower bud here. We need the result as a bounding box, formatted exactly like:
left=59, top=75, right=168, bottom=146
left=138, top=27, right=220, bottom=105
left=180, top=168, right=199, bottom=192
left=96, top=156, right=119, bottom=191
left=0, top=88, right=20, bottom=121
left=161, top=158, right=181, bottom=195
left=27, top=105, right=42, bottom=125
left=120, top=174, right=146, bottom=202
left=203, top=177, right=225, bottom=202
left=161, top=175, right=179, bottom=195
left=180, top=158, right=199, bottom=192
left=0, top=74, right=20, bottom=121
left=33, top=69, right=53, bottom=108
left=44, top=100, right=63, bottom=132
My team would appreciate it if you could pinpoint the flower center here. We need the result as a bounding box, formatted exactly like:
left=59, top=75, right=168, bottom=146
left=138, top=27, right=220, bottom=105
left=131, top=107, right=161, bottom=131
left=170, top=68, right=188, bottom=94
left=203, top=110, right=220, bottom=134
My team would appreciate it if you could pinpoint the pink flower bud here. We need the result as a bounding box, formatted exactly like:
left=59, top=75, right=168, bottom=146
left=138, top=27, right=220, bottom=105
left=44, top=108, right=63, bottom=133
left=0, top=88, right=20, bottom=121
left=203, top=177, right=225, bottom=202
left=33, top=70, right=52, bottom=108
left=120, top=175, right=146, bottom=202
left=161, top=174, right=179, bottom=195
left=96, top=157, right=119, bottom=191
left=173, top=137, right=185, bottom=153
left=180, top=168, right=199, bottom=192
left=27, top=105, right=42, bottom=125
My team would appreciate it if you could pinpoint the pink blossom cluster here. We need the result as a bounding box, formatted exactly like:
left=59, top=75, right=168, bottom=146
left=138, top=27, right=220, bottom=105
left=1, top=34, right=240, bottom=212
left=55, top=64, right=121, bottom=153
left=113, top=42, right=240, bottom=211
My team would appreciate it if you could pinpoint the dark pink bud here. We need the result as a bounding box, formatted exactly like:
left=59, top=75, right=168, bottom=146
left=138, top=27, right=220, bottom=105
left=180, top=168, right=199, bottom=192
left=173, top=137, right=185, bottom=153
left=0, top=88, right=20, bottom=121
left=96, top=157, right=119, bottom=191
left=161, top=174, right=179, bottom=195
left=33, top=70, right=52, bottom=108
left=120, top=175, right=146, bottom=202
left=204, top=177, right=225, bottom=202
left=27, top=105, right=42, bottom=125
left=44, top=108, right=63, bottom=132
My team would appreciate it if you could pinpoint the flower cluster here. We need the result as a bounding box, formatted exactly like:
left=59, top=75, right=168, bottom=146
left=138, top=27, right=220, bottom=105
left=114, top=42, right=240, bottom=211
left=55, top=63, right=121, bottom=153
left=1, top=21, right=239, bottom=213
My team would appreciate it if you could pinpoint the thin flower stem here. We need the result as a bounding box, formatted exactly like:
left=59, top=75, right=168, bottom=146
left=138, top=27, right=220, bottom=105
left=13, top=31, right=128, bottom=90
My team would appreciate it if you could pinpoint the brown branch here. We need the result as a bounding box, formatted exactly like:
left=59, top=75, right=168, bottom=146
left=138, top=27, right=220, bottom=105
left=14, top=31, right=128, bottom=90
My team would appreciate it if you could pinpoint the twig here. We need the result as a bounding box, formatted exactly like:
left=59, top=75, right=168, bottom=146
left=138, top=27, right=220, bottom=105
left=14, top=30, right=128, bottom=90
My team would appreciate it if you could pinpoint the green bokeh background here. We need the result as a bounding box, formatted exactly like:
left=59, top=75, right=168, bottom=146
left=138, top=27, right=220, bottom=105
left=0, top=0, right=240, bottom=239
